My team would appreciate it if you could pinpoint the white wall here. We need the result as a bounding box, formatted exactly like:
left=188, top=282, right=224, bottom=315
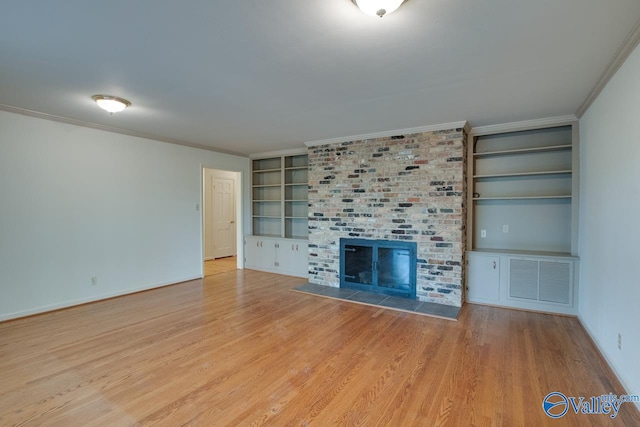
left=0, top=110, right=250, bottom=320
left=579, top=43, right=640, bottom=397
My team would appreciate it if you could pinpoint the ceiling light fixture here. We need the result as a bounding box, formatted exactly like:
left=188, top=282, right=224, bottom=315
left=352, top=0, right=406, bottom=17
left=91, top=95, right=131, bottom=113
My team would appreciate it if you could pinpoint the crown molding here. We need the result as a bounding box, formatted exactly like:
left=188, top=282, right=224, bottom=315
left=576, top=18, right=640, bottom=118
left=0, top=104, right=246, bottom=157
left=304, top=121, right=468, bottom=147
left=469, top=115, right=578, bottom=137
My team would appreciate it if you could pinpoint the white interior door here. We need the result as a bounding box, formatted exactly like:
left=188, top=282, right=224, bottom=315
left=213, top=176, right=236, bottom=258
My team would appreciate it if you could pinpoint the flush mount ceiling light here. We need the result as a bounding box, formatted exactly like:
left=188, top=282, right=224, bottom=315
left=91, top=95, right=131, bottom=113
left=352, top=0, right=406, bottom=17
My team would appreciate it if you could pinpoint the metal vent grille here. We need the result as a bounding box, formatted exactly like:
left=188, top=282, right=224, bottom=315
left=509, top=259, right=538, bottom=300
left=509, top=259, right=572, bottom=306
left=539, top=262, right=571, bottom=304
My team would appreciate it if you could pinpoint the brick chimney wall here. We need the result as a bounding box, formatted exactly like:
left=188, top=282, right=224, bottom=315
left=307, top=127, right=467, bottom=307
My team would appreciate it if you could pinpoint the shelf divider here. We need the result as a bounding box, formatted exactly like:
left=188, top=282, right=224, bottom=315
left=473, top=195, right=571, bottom=200
left=474, top=170, right=572, bottom=179
left=474, top=144, right=572, bottom=157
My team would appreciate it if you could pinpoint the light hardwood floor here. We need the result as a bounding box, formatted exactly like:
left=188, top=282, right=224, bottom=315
left=1, top=270, right=638, bottom=426
left=204, top=256, right=237, bottom=277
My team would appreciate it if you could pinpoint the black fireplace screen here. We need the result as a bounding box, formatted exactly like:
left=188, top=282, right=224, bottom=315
left=340, top=238, right=417, bottom=299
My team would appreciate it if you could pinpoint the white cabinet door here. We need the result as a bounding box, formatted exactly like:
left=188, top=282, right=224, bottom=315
left=467, top=253, right=500, bottom=302
left=244, top=236, right=276, bottom=272
left=245, top=236, right=308, bottom=277
left=278, top=240, right=308, bottom=278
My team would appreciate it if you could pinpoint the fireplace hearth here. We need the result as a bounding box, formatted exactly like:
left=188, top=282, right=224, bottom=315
left=340, top=238, right=417, bottom=299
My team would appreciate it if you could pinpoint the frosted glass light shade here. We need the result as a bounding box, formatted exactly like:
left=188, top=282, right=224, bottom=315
left=354, top=0, right=405, bottom=17
left=92, top=95, right=131, bottom=113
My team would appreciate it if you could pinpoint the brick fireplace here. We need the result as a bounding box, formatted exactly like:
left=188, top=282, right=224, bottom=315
left=306, top=126, right=468, bottom=307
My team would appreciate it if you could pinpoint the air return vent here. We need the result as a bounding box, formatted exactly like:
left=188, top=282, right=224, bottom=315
left=539, top=262, right=571, bottom=304
left=509, top=258, right=572, bottom=305
left=509, top=259, right=538, bottom=300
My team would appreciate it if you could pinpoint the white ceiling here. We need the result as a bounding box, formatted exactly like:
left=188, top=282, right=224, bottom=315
left=1, top=1, right=640, bottom=156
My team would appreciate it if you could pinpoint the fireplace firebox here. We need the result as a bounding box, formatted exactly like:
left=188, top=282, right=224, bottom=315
left=340, top=238, right=417, bottom=299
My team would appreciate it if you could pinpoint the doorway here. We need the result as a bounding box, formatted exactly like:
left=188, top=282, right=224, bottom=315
left=203, top=168, right=240, bottom=271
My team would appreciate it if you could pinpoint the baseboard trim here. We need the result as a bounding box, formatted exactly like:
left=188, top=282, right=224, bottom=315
left=0, top=275, right=202, bottom=323
left=466, top=301, right=577, bottom=317
left=577, top=314, right=640, bottom=412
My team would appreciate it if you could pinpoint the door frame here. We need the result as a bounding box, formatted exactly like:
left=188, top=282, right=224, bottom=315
left=201, top=167, right=243, bottom=272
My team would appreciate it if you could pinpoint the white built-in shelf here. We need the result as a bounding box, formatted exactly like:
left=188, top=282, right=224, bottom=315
left=253, top=168, right=281, bottom=173
left=474, top=144, right=572, bottom=157
left=468, top=124, right=579, bottom=315
left=474, top=170, right=572, bottom=179
left=252, top=153, right=308, bottom=239
left=473, top=195, right=571, bottom=201
left=469, top=248, right=578, bottom=259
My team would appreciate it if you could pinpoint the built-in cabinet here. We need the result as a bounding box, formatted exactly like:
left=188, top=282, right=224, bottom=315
left=244, top=236, right=308, bottom=278
left=466, top=120, right=579, bottom=314
left=247, top=152, right=309, bottom=278
left=466, top=252, right=500, bottom=303
left=467, top=250, right=578, bottom=315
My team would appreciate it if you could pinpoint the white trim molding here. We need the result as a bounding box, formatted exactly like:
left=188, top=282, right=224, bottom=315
left=577, top=315, right=640, bottom=412
left=0, top=276, right=203, bottom=322
left=304, top=121, right=469, bottom=147
left=0, top=104, right=245, bottom=157
left=470, top=115, right=578, bottom=137
left=576, top=18, right=640, bottom=118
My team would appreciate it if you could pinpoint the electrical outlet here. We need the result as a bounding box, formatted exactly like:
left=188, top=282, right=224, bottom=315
left=91, top=276, right=98, bottom=286
left=481, top=229, right=487, bottom=238
left=503, top=224, right=509, bottom=233
left=618, top=333, right=622, bottom=350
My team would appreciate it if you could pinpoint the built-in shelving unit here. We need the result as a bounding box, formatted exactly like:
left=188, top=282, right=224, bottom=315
left=247, top=151, right=309, bottom=278
left=252, top=157, right=283, bottom=237
left=251, top=152, right=308, bottom=239
left=284, top=154, right=309, bottom=239
left=465, top=119, right=580, bottom=315
left=468, top=122, right=578, bottom=254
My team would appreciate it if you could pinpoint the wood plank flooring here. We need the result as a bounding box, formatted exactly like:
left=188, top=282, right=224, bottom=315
left=203, top=256, right=237, bottom=277
left=1, top=269, right=638, bottom=426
